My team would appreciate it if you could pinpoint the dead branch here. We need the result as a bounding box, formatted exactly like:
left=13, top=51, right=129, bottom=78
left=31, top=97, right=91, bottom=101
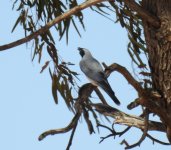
left=124, top=109, right=149, bottom=149
left=127, top=98, right=140, bottom=109
left=98, top=123, right=131, bottom=143
left=92, top=103, right=166, bottom=132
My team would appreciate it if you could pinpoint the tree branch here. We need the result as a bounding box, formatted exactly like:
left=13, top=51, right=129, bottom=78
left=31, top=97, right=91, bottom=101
left=0, top=0, right=160, bottom=51
left=103, top=63, right=144, bottom=94
left=92, top=103, right=166, bottom=132
left=0, top=0, right=106, bottom=51
left=39, top=83, right=95, bottom=141
left=66, top=122, right=78, bottom=150
left=38, top=112, right=80, bottom=141
left=98, top=123, right=131, bottom=143
left=124, top=109, right=149, bottom=149
left=123, top=0, right=160, bottom=28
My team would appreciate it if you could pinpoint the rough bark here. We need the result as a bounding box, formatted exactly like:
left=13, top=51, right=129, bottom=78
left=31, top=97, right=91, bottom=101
left=142, top=0, right=171, bottom=143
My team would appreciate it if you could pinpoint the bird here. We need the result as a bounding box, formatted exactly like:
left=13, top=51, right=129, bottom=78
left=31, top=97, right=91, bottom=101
left=78, top=47, right=120, bottom=105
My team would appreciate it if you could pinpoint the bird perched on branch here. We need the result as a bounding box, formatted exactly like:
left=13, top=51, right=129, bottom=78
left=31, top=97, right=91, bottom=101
left=78, top=47, right=120, bottom=105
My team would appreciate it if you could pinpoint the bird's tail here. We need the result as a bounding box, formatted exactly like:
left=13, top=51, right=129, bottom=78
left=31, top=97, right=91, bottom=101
left=98, top=80, right=120, bottom=105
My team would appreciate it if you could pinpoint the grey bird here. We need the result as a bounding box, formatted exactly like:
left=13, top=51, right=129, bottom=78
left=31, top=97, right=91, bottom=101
left=78, top=47, right=120, bottom=105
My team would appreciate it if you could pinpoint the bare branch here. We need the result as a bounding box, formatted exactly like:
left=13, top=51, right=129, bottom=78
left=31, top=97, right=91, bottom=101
left=103, top=63, right=144, bottom=94
left=66, top=122, right=78, bottom=150
left=38, top=112, right=80, bottom=141
left=92, top=103, right=166, bottom=132
left=125, top=109, right=149, bottom=149
left=146, top=133, right=171, bottom=145
left=127, top=98, right=140, bottom=109
left=98, top=123, right=131, bottom=143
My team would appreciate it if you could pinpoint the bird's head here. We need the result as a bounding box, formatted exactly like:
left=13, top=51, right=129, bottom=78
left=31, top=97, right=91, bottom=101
left=78, top=47, right=92, bottom=58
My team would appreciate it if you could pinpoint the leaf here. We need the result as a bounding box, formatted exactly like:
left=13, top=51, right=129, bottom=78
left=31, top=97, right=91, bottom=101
left=71, top=19, right=81, bottom=37
left=47, top=30, right=55, bottom=44
left=40, top=61, right=50, bottom=73
left=52, top=74, right=58, bottom=104
left=11, top=15, right=22, bottom=32
left=38, top=42, right=45, bottom=63
left=49, top=67, right=53, bottom=79
left=37, top=0, right=44, bottom=20
left=83, top=108, right=95, bottom=134
left=59, top=19, right=71, bottom=44
left=47, top=43, right=58, bottom=66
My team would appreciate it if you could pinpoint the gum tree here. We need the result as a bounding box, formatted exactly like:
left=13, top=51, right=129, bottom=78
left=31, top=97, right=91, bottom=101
left=1, top=0, right=171, bottom=149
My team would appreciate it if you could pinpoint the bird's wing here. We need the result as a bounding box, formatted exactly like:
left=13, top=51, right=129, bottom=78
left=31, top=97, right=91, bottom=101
left=79, top=57, right=121, bottom=105
left=79, top=57, right=104, bottom=82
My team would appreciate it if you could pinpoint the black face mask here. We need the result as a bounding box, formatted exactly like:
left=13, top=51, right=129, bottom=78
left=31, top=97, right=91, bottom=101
left=78, top=47, right=85, bottom=57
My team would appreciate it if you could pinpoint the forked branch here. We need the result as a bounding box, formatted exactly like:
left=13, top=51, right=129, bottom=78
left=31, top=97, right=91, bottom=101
left=92, top=103, right=166, bottom=132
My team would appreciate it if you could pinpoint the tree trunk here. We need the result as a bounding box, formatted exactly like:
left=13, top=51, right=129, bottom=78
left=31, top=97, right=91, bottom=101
left=142, top=0, right=171, bottom=143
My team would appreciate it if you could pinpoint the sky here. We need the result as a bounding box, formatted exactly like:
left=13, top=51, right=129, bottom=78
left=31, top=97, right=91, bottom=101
left=0, top=1, right=170, bottom=150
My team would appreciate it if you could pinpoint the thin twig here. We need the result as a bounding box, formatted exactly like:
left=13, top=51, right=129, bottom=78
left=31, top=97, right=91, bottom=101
left=66, top=122, right=78, bottom=150
left=98, top=123, right=131, bottom=143
left=146, top=133, right=171, bottom=145
left=127, top=98, right=140, bottom=110
left=125, top=109, right=149, bottom=149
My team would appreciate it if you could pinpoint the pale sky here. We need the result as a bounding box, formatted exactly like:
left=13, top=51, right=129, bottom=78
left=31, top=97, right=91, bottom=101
left=0, top=1, right=170, bottom=150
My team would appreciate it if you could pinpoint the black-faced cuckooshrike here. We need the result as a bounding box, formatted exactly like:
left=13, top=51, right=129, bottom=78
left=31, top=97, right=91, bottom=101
left=78, top=47, right=120, bottom=105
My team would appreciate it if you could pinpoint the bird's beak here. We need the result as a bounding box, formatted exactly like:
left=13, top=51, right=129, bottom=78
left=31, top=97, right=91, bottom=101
left=78, top=47, right=83, bottom=51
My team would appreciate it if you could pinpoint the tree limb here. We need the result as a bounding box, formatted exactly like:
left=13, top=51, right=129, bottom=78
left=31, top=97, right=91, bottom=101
left=92, top=103, right=166, bottom=132
left=103, top=63, right=144, bottom=94
left=38, top=112, right=80, bottom=141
